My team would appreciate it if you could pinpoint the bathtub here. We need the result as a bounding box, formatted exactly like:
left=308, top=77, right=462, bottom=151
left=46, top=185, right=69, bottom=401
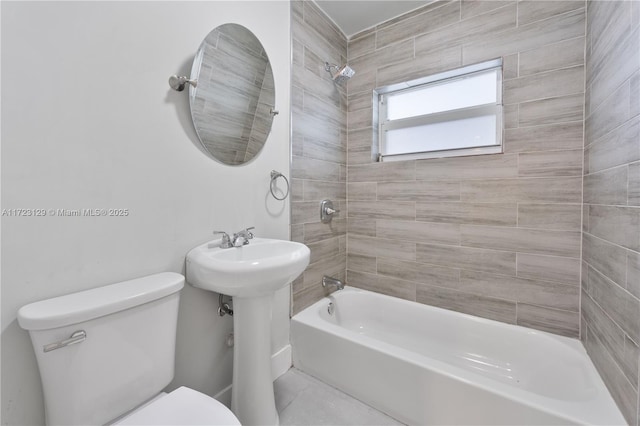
left=291, top=287, right=626, bottom=425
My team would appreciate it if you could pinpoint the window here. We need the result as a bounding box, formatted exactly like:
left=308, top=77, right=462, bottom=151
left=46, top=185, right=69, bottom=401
left=374, top=59, right=503, bottom=162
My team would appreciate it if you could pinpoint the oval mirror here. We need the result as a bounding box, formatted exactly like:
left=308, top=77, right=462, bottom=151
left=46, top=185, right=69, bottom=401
left=189, top=24, right=275, bottom=165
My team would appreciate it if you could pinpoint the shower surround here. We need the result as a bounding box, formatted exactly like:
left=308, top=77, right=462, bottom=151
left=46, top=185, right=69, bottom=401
left=291, top=1, right=638, bottom=423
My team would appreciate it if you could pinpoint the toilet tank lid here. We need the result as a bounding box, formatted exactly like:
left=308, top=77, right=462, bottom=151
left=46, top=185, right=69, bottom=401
left=17, top=272, right=185, bottom=331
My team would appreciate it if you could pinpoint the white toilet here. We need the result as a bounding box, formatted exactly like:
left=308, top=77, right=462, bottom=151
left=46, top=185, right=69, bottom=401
left=17, top=272, right=241, bottom=426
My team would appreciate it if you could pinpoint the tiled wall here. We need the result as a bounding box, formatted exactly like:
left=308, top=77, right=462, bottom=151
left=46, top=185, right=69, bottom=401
left=582, top=1, right=640, bottom=424
left=291, top=0, right=348, bottom=313
left=345, top=1, right=586, bottom=337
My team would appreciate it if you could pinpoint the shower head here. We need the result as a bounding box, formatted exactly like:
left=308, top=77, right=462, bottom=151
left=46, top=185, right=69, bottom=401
left=325, top=62, right=355, bottom=85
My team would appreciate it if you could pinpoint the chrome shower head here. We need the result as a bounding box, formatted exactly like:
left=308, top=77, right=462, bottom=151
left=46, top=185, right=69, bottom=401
left=325, top=62, right=355, bottom=85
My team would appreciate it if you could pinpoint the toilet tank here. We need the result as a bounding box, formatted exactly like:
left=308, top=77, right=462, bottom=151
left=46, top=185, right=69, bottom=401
left=17, top=272, right=185, bottom=426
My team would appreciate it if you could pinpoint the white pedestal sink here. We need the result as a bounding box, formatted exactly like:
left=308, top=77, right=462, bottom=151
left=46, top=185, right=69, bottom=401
left=186, top=238, right=310, bottom=425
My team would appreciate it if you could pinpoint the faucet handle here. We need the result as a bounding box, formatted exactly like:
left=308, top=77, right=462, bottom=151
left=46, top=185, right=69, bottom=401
left=213, top=231, right=233, bottom=248
left=244, top=227, right=255, bottom=239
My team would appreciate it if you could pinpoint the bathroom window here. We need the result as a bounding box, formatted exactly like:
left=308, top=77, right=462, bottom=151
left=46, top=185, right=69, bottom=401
left=374, top=59, right=503, bottom=162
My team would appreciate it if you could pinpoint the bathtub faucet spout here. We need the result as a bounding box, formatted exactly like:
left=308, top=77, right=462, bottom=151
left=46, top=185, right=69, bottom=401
left=322, top=275, right=344, bottom=291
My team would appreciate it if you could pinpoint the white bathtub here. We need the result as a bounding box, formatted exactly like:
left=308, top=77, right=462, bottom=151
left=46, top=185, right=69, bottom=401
left=291, top=287, right=626, bottom=425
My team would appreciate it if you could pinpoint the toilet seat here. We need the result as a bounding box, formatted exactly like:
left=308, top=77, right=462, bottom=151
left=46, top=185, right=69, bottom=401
left=113, top=386, right=241, bottom=425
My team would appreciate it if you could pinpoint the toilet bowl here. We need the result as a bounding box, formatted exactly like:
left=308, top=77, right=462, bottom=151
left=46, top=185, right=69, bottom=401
left=113, top=387, right=240, bottom=426
left=17, top=272, right=240, bottom=426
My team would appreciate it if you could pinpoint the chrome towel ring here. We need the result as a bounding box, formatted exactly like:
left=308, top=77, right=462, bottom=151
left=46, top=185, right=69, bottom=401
left=270, top=170, right=290, bottom=200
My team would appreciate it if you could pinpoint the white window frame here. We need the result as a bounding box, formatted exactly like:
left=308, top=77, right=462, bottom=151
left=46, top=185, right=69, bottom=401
left=373, top=58, right=503, bottom=162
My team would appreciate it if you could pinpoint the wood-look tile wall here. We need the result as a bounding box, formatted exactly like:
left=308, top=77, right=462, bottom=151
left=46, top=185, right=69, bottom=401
left=345, top=1, right=586, bottom=337
left=583, top=1, right=640, bottom=424
left=291, top=1, right=347, bottom=313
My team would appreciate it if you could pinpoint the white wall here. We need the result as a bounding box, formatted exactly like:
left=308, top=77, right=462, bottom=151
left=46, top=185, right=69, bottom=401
left=0, top=2, right=291, bottom=424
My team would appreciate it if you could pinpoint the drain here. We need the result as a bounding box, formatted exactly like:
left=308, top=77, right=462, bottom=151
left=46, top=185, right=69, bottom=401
left=327, top=302, right=334, bottom=315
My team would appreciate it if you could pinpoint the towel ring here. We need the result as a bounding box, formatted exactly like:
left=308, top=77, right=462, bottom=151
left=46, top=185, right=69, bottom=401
left=270, top=170, right=290, bottom=201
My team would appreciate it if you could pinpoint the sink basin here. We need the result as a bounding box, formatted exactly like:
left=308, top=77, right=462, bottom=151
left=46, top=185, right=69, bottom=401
left=186, top=238, right=310, bottom=297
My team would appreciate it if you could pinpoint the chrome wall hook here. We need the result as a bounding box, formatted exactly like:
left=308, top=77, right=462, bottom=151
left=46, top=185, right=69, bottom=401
left=168, top=75, right=197, bottom=92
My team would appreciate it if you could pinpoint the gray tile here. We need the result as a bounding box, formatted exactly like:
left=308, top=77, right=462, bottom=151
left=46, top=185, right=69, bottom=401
left=416, top=202, right=517, bottom=226
left=351, top=39, right=415, bottom=74
left=518, top=93, right=584, bottom=127
left=275, top=369, right=404, bottom=426
left=376, top=219, right=460, bottom=246
left=347, top=182, right=376, bottom=201
left=376, top=258, right=460, bottom=289
left=460, top=0, right=514, bottom=20
left=291, top=224, right=304, bottom=244
left=377, top=46, right=462, bottom=88
left=348, top=108, right=372, bottom=131
left=630, top=162, right=640, bottom=206
left=415, top=3, right=517, bottom=55
left=517, top=203, right=582, bottom=231
left=583, top=233, right=628, bottom=288
left=348, top=234, right=416, bottom=261
left=504, top=104, right=519, bottom=129
left=584, top=166, right=628, bottom=206
left=308, top=238, right=341, bottom=264
left=588, top=265, right=640, bottom=347
left=517, top=149, right=583, bottom=177
left=303, top=137, right=346, bottom=165
left=461, top=177, right=582, bottom=203
left=517, top=253, right=581, bottom=285
left=348, top=200, right=416, bottom=220
left=622, top=335, right=640, bottom=390
left=416, top=242, right=516, bottom=276
left=586, top=80, right=631, bottom=144
left=583, top=290, right=627, bottom=367
left=303, top=219, right=346, bottom=244
left=292, top=201, right=322, bottom=225
left=588, top=205, right=640, bottom=251
left=503, top=53, right=518, bottom=80
left=348, top=163, right=382, bottom=182
left=303, top=1, right=347, bottom=53
left=503, top=66, right=584, bottom=105
left=347, top=218, right=376, bottom=237
left=415, top=154, right=518, bottom=180
left=586, top=116, right=640, bottom=174
left=584, top=310, right=639, bottom=426
left=347, top=269, right=416, bottom=301
left=460, top=225, right=581, bottom=257
left=416, top=283, right=517, bottom=324
left=463, top=7, right=585, bottom=64
left=304, top=180, right=346, bottom=202
left=382, top=161, right=416, bottom=182
left=516, top=303, right=579, bottom=338
left=348, top=31, right=375, bottom=60
left=377, top=181, right=460, bottom=202
left=456, top=270, right=579, bottom=311
left=519, top=36, right=585, bottom=77
left=291, top=178, right=304, bottom=203
left=375, top=1, right=460, bottom=49
left=628, top=250, right=640, bottom=299
left=517, top=1, right=585, bottom=26
left=293, top=156, right=341, bottom=182
left=301, top=254, right=346, bottom=292
left=292, top=284, right=320, bottom=314
left=588, top=25, right=639, bottom=113
left=347, top=253, right=376, bottom=273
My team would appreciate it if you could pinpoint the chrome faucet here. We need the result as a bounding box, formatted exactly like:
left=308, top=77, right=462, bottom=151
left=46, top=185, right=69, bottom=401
left=213, top=227, right=255, bottom=248
left=213, top=231, right=234, bottom=248
left=232, top=227, right=255, bottom=247
left=322, top=275, right=344, bottom=291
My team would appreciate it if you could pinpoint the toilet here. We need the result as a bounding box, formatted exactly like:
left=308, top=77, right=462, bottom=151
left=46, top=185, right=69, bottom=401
left=17, top=272, right=241, bottom=426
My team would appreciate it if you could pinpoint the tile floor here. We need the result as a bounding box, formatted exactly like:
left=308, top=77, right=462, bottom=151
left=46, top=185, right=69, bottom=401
left=274, top=368, right=404, bottom=426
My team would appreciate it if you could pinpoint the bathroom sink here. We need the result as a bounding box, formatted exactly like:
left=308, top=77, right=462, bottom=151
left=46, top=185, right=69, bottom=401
left=186, top=238, right=310, bottom=297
